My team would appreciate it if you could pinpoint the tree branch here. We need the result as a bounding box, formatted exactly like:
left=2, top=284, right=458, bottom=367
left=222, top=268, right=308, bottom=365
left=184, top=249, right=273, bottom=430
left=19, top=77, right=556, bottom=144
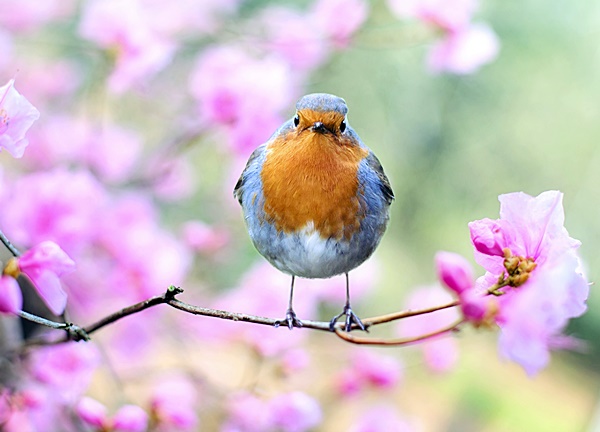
left=19, top=286, right=463, bottom=348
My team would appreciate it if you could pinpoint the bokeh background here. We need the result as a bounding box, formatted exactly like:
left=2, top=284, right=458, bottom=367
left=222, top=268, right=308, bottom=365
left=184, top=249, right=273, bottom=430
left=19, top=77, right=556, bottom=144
left=0, top=0, right=598, bottom=431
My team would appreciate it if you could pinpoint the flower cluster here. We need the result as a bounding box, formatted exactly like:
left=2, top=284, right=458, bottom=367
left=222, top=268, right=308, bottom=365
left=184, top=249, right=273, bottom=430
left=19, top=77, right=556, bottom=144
left=436, top=191, right=589, bottom=375
left=388, top=0, right=500, bottom=74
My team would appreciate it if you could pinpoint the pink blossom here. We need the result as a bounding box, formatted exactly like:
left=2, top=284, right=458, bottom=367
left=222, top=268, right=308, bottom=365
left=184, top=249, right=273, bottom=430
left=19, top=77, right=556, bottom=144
left=269, top=392, right=322, bottom=432
left=18, top=241, right=75, bottom=315
left=397, top=286, right=460, bottom=373
left=150, top=375, right=198, bottom=430
left=468, top=218, right=510, bottom=257
left=76, top=397, right=108, bottom=428
left=182, top=221, right=230, bottom=254
left=470, top=191, right=589, bottom=375
left=112, top=405, right=148, bottom=432
left=97, top=194, right=191, bottom=300
left=77, top=398, right=148, bottom=432
left=260, top=7, right=329, bottom=71
left=223, top=392, right=274, bottom=432
left=334, top=369, right=363, bottom=397
left=387, top=0, right=478, bottom=31
left=0, top=79, right=40, bottom=158
left=225, top=104, right=287, bottom=157
left=190, top=46, right=293, bottom=124
left=311, top=0, right=369, bottom=47
left=427, top=23, right=500, bottom=75
left=79, top=0, right=176, bottom=93
left=349, top=404, right=415, bottom=432
left=435, top=251, right=474, bottom=294
left=28, top=343, right=99, bottom=402
left=352, top=350, right=403, bottom=389
left=0, top=276, right=22, bottom=314
left=0, top=168, right=108, bottom=253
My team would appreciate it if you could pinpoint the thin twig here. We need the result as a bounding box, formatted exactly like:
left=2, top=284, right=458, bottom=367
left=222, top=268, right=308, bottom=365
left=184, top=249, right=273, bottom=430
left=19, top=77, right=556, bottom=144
left=19, top=285, right=463, bottom=349
left=334, top=319, right=465, bottom=346
left=0, top=229, right=20, bottom=257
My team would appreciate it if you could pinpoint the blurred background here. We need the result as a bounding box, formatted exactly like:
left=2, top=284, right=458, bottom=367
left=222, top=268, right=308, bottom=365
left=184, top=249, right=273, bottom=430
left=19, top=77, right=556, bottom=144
left=0, top=0, right=598, bottom=431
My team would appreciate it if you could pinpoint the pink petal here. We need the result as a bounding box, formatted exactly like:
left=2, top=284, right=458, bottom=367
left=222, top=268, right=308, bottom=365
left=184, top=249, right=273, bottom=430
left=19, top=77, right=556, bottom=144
left=0, top=79, right=40, bottom=158
left=19, top=241, right=76, bottom=276
left=112, top=405, right=148, bottom=432
left=24, top=269, right=67, bottom=315
left=427, top=23, right=500, bottom=75
left=76, top=397, right=108, bottom=428
left=435, top=251, right=474, bottom=294
left=0, top=276, right=22, bottom=314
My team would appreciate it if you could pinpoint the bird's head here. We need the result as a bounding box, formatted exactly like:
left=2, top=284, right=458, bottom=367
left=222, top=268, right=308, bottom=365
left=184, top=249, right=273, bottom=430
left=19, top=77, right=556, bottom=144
left=292, top=93, right=350, bottom=139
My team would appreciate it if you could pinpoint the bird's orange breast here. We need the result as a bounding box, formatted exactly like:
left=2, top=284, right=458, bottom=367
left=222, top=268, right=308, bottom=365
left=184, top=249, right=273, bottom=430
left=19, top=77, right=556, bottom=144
left=260, top=130, right=368, bottom=240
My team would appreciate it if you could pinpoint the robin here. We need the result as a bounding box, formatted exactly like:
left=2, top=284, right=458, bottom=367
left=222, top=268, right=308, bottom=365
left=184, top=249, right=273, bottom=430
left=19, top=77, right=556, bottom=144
left=234, top=93, right=394, bottom=332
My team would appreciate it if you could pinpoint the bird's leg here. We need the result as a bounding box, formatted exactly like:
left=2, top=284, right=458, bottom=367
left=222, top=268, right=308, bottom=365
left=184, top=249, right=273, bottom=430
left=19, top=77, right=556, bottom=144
left=329, top=273, right=366, bottom=332
left=276, top=275, right=303, bottom=330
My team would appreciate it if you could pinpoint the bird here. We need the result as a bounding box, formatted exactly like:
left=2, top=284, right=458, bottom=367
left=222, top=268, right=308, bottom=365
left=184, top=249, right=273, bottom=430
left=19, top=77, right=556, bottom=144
left=234, top=93, right=394, bottom=332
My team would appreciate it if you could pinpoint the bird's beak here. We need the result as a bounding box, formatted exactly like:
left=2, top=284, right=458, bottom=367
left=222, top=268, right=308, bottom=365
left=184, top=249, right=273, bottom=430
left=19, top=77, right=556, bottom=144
left=311, top=121, right=328, bottom=134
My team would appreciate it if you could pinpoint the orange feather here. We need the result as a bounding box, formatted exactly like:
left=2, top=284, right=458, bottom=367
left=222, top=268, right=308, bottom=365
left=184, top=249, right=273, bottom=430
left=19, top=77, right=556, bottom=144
left=261, top=119, right=368, bottom=240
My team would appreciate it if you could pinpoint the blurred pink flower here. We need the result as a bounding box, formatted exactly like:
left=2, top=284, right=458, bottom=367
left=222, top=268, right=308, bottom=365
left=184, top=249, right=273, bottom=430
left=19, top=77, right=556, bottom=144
left=18, top=241, right=76, bottom=315
left=269, top=391, right=322, bottom=432
left=76, top=397, right=107, bottom=429
left=352, top=350, right=403, bottom=389
left=98, top=194, right=191, bottom=300
left=77, top=398, right=148, bottom=432
left=79, top=0, right=176, bottom=93
left=150, top=375, right=199, bottom=431
left=435, top=251, right=474, bottom=295
left=260, top=7, right=329, bottom=72
left=0, top=168, right=108, bottom=253
left=312, top=0, right=369, bottom=47
left=182, top=220, right=230, bottom=254
left=0, top=0, right=75, bottom=32
left=0, top=276, right=22, bottom=314
left=335, top=350, right=402, bottom=396
left=223, top=392, right=274, bottom=432
left=225, top=107, right=286, bottom=157
left=427, top=23, right=500, bottom=75
left=349, top=404, right=415, bottom=432
left=112, top=405, right=148, bottom=432
left=397, top=285, right=460, bottom=373
left=0, top=79, right=40, bottom=158
left=28, top=343, right=99, bottom=402
left=469, top=191, right=589, bottom=375
left=387, top=0, right=478, bottom=31
left=189, top=45, right=295, bottom=155
left=85, top=125, right=142, bottom=183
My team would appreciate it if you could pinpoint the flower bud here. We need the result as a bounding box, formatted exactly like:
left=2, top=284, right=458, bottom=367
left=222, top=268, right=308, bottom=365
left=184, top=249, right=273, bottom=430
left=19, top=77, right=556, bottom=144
left=435, top=251, right=474, bottom=295
left=468, top=218, right=507, bottom=257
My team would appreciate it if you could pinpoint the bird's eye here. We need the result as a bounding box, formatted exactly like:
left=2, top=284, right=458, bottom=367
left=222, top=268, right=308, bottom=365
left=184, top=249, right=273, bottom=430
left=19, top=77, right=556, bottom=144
left=293, top=114, right=300, bottom=127
left=340, top=120, right=347, bottom=133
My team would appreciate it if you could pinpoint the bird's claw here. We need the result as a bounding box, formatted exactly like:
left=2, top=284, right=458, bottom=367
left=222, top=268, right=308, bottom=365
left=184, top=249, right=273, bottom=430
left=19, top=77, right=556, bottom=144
left=275, top=308, right=303, bottom=330
left=329, top=305, right=366, bottom=332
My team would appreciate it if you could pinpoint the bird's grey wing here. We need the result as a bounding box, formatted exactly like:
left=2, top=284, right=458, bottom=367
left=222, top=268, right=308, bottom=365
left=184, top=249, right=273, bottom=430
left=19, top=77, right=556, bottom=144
left=365, top=151, right=394, bottom=205
left=233, top=144, right=267, bottom=205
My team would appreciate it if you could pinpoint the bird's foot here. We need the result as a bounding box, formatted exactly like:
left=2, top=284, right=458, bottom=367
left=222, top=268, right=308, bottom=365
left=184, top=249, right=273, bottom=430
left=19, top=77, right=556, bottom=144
left=329, top=305, right=367, bottom=332
left=275, top=308, right=303, bottom=330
